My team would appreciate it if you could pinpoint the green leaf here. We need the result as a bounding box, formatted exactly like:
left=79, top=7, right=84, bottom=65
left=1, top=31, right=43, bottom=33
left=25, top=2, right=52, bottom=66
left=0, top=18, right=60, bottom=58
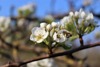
left=44, top=40, right=49, bottom=45
left=84, top=24, right=95, bottom=34
left=62, top=44, right=72, bottom=50
left=65, top=22, right=77, bottom=35
left=24, top=9, right=32, bottom=17
left=18, top=10, right=23, bottom=16
left=57, top=41, right=72, bottom=50
left=69, top=35, right=79, bottom=41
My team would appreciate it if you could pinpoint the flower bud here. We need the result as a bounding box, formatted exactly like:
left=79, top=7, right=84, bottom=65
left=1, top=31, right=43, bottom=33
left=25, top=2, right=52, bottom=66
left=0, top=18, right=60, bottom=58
left=86, top=13, right=94, bottom=20
left=18, top=19, right=26, bottom=27
left=80, top=11, right=86, bottom=18
left=40, top=22, right=47, bottom=28
left=0, top=17, right=11, bottom=32
left=75, top=11, right=79, bottom=17
left=46, top=24, right=52, bottom=31
left=51, top=22, right=58, bottom=28
left=69, top=12, right=74, bottom=17
left=52, top=42, right=56, bottom=46
left=79, top=8, right=83, bottom=13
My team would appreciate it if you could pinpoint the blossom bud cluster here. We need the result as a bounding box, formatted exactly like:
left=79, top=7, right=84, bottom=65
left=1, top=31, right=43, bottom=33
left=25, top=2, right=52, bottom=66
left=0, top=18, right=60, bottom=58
left=60, top=9, right=95, bottom=35
left=61, top=9, right=94, bottom=25
left=30, top=21, right=72, bottom=46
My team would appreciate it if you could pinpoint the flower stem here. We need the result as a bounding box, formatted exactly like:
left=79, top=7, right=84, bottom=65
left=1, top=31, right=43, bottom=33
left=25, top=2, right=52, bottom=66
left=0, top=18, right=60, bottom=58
left=46, top=44, right=53, bottom=55
left=48, top=47, right=53, bottom=55
left=79, top=34, right=84, bottom=46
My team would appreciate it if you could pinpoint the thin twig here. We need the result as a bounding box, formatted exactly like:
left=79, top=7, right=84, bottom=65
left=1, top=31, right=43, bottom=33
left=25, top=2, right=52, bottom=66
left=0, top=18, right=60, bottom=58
left=0, top=35, right=13, bottom=48
left=0, top=42, right=100, bottom=67
left=45, top=44, right=53, bottom=55
left=78, top=34, right=84, bottom=46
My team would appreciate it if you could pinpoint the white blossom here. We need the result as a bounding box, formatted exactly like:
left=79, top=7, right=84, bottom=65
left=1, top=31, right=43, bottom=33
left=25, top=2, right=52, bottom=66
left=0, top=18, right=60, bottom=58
left=51, top=22, right=58, bottom=28
left=0, top=17, right=11, bottom=32
left=86, top=13, right=94, bottom=20
left=30, top=27, right=48, bottom=43
left=60, top=16, right=71, bottom=26
left=78, top=18, right=84, bottom=25
left=80, top=11, right=86, bottom=18
left=27, top=58, right=58, bottom=67
left=50, top=28, right=55, bottom=37
left=40, top=22, right=47, bottom=28
left=75, top=11, right=79, bottom=17
left=53, top=30, right=67, bottom=43
left=69, top=12, right=74, bottom=17
left=46, top=24, right=52, bottom=31
left=44, top=15, right=54, bottom=21
left=17, top=19, right=28, bottom=27
left=18, top=3, right=36, bottom=12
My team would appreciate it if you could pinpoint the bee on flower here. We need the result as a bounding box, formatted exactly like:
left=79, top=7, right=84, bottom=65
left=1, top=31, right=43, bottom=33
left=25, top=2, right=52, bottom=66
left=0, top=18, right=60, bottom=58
left=53, top=30, right=72, bottom=43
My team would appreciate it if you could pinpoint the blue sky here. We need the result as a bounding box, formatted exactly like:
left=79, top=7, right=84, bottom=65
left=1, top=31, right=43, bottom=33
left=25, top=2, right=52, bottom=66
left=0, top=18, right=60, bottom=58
left=0, top=0, right=100, bottom=43
left=0, top=0, right=100, bottom=17
left=0, top=0, right=82, bottom=17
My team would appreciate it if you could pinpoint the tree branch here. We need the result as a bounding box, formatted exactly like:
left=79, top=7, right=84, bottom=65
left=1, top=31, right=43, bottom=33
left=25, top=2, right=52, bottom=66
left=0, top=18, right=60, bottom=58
left=0, top=42, right=99, bottom=67
left=0, top=35, right=13, bottom=48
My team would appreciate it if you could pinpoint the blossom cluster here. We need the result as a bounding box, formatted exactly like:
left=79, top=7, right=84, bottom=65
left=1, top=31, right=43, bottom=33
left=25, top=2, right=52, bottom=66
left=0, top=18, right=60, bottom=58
left=18, top=3, right=35, bottom=12
left=30, top=21, right=72, bottom=46
left=60, top=9, right=95, bottom=35
left=18, top=3, right=36, bottom=17
left=30, top=9, right=96, bottom=48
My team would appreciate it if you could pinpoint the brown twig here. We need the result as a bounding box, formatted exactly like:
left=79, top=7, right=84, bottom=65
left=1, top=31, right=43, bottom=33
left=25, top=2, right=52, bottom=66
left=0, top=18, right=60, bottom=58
left=1, top=42, right=99, bottom=67
left=78, top=34, right=84, bottom=46
left=0, top=35, right=13, bottom=48
left=45, top=44, right=53, bottom=55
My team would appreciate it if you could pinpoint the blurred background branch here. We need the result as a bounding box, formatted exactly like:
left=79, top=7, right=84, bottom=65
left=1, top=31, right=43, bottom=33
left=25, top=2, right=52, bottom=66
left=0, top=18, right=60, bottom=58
left=0, top=0, right=100, bottom=67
